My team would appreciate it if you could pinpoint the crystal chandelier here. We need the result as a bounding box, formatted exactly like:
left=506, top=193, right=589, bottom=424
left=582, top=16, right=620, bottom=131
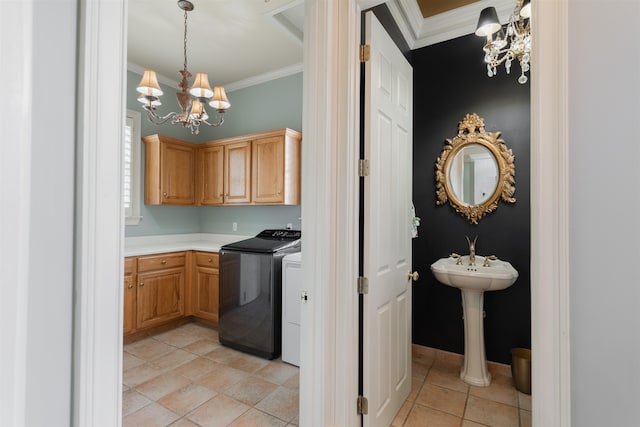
left=136, top=0, right=230, bottom=135
left=475, top=0, right=531, bottom=84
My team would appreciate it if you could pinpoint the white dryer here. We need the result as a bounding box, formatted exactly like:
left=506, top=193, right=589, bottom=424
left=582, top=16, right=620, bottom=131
left=282, top=252, right=302, bottom=366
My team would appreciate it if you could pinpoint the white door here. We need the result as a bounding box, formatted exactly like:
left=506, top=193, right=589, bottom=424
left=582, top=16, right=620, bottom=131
left=362, top=11, right=414, bottom=427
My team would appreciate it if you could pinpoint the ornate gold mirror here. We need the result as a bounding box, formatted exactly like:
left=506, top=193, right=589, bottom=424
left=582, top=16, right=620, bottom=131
left=435, top=113, right=515, bottom=224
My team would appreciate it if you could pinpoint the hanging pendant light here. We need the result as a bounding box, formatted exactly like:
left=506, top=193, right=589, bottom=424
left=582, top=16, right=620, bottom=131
left=136, top=0, right=230, bottom=134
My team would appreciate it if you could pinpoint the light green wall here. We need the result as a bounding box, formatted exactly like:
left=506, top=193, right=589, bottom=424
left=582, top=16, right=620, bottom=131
left=196, top=72, right=303, bottom=140
left=125, top=70, right=302, bottom=237
left=199, top=205, right=301, bottom=235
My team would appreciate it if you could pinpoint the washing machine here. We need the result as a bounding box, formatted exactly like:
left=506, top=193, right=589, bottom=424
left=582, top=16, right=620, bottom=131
left=219, top=230, right=301, bottom=360
left=282, top=252, right=302, bottom=366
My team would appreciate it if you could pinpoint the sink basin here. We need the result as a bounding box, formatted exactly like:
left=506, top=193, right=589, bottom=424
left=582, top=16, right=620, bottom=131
left=430, top=254, right=518, bottom=387
left=431, top=255, right=518, bottom=292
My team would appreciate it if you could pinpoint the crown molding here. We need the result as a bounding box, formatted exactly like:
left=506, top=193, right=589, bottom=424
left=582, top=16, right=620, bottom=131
left=224, top=63, right=303, bottom=92
left=390, top=0, right=515, bottom=50
left=127, top=61, right=303, bottom=93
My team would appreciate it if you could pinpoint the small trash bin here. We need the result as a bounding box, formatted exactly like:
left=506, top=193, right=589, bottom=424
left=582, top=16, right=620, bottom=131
left=511, top=348, right=531, bottom=395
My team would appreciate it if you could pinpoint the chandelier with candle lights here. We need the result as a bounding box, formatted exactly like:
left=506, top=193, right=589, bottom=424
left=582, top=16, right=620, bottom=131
left=136, top=0, right=230, bottom=134
left=475, top=0, right=531, bottom=84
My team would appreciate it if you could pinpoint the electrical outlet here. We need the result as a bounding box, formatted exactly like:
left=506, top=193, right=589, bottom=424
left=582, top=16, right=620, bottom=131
left=232, top=222, right=237, bottom=231
left=286, top=223, right=293, bottom=230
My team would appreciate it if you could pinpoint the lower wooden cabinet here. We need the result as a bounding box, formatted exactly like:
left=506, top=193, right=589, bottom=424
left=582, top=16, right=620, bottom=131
left=193, top=252, right=220, bottom=323
left=124, top=250, right=219, bottom=338
left=137, top=267, right=185, bottom=329
left=124, top=252, right=186, bottom=336
left=123, top=257, right=137, bottom=335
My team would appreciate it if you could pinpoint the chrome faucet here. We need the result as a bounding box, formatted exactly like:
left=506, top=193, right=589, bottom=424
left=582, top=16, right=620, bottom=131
left=466, top=235, right=478, bottom=266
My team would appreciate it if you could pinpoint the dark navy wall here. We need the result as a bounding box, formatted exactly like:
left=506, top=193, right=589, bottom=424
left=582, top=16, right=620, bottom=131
left=412, top=34, right=531, bottom=364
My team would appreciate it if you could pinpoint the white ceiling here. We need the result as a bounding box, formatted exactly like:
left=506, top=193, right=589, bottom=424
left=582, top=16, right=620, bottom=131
left=127, top=0, right=514, bottom=92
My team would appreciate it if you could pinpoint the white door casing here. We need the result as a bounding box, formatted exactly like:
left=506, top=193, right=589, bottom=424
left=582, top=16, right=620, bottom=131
left=362, top=11, right=413, bottom=426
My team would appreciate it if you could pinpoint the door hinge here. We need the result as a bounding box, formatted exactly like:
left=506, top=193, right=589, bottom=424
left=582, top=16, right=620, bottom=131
left=358, top=159, right=369, bottom=177
left=357, top=276, right=369, bottom=295
left=357, top=395, right=369, bottom=415
left=360, top=44, right=370, bottom=62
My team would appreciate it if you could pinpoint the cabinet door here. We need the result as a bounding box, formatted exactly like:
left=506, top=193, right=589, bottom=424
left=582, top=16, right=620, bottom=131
left=198, top=145, right=224, bottom=205
left=194, top=252, right=219, bottom=322
left=252, top=136, right=285, bottom=204
left=123, top=257, right=137, bottom=335
left=123, top=272, right=136, bottom=335
left=194, top=266, right=219, bottom=322
left=137, top=267, right=184, bottom=329
left=161, top=141, right=195, bottom=204
left=223, top=141, right=251, bottom=204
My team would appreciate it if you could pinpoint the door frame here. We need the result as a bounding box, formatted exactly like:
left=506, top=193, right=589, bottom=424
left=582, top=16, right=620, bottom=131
left=67, top=0, right=569, bottom=426
left=299, top=1, right=571, bottom=425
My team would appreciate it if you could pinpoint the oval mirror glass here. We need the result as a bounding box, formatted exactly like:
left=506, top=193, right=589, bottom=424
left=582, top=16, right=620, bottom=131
left=448, top=144, right=499, bottom=206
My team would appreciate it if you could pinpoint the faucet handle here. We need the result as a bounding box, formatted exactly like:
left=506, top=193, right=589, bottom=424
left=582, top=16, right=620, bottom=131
left=450, top=253, right=463, bottom=265
left=482, top=255, right=497, bottom=267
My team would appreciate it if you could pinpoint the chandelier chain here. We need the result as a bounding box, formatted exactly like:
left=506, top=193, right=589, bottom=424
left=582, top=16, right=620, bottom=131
left=183, top=9, right=188, bottom=72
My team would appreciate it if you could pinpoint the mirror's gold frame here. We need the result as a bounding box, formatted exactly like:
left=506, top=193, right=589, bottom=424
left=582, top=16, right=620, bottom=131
left=435, top=113, right=516, bottom=224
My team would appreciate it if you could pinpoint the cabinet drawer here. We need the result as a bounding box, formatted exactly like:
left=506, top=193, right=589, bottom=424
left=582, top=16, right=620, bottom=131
left=195, top=252, right=219, bottom=268
left=124, top=257, right=136, bottom=275
left=137, top=252, right=186, bottom=272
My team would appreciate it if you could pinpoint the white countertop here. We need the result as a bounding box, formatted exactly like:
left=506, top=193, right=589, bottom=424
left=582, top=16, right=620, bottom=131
left=124, top=233, right=253, bottom=257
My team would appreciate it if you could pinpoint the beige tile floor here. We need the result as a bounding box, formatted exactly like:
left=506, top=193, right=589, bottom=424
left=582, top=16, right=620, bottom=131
left=123, top=323, right=300, bottom=426
left=392, top=345, right=532, bottom=427
left=123, top=323, right=531, bottom=427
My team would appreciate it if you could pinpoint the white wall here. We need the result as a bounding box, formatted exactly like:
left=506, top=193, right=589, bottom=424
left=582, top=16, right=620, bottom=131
left=0, top=0, right=77, bottom=425
left=568, top=1, right=640, bottom=425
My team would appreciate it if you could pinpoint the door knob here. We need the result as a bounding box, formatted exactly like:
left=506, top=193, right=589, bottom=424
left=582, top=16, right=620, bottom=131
left=408, top=271, right=419, bottom=281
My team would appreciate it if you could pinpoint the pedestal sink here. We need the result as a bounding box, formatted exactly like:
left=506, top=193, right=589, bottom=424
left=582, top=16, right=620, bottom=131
left=431, top=255, right=518, bottom=386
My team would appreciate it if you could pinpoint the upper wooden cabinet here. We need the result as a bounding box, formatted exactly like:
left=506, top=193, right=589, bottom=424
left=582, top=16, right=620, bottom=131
left=198, top=128, right=301, bottom=206
left=252, top=131, right=301, bottom=204
left=197, top=140, right=251, bottom=206
left=143, top=134, right=196, bottom=205
left=223, top=141, right=252, bottom=205
left=197, top=145, right=224, bottom=205
left=146, top=128, right=301, bottom=206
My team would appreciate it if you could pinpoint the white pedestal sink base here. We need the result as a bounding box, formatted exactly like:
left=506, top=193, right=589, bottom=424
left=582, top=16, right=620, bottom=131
left=460, top=289, right=491, bottom=387
left=430, top=254, right=519, bottom=387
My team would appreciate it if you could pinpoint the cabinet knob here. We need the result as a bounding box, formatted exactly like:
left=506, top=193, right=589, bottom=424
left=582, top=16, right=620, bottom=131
left=127, top=284, right=133, bottom=289
left=208, top=258, right=213, bottom=262
left=139, top=282, right=144, bottom=287
left=161, top=260, right=167, bottom=265
left=163, top=192, right=167, bottom=197
left=277, top=191, right=281, bottom=195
